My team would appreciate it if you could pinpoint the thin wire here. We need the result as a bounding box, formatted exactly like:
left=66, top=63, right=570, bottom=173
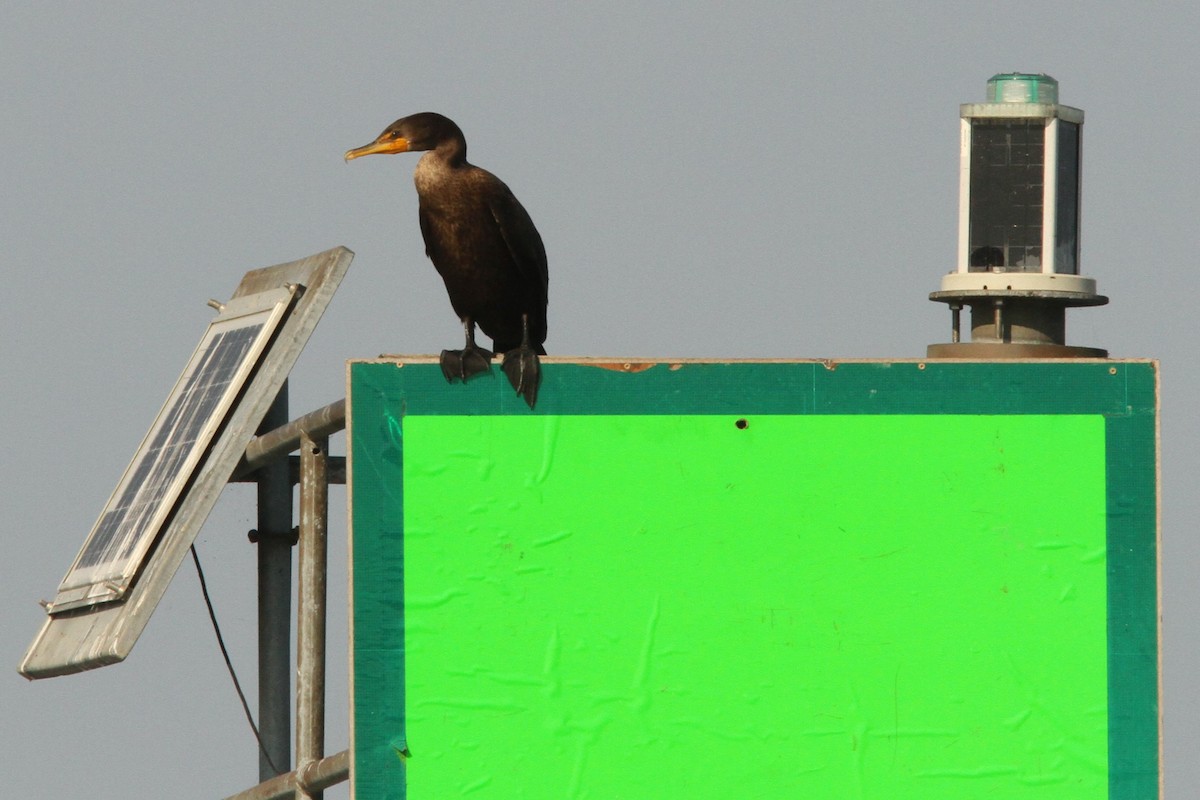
left=190, top=544, right=284, bottom=777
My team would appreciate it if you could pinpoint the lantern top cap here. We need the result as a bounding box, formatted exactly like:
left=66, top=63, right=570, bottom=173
left=986, top=73, right=1058, bottom=104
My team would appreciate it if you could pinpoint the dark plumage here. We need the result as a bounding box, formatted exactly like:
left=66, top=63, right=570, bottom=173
left=345, top=112, right=548, bottom=408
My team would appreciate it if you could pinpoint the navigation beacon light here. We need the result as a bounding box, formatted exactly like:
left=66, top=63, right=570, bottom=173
left=928, top=73, right=1107, bottom=358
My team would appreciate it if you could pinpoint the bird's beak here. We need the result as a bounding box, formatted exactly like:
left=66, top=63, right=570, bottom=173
left=344, top=137, right=411, bottom=162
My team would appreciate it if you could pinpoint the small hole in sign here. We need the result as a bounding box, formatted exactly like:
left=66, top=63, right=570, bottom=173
left=735, top=418, right=748, bottom=430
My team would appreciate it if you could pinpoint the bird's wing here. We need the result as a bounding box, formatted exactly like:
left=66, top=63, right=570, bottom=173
left=418, top=205, right=440, bottom=261
left=487, top=187, right=549, bottom=301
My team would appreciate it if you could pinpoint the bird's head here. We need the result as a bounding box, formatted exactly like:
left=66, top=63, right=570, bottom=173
left=344, top=112, right=465, bottom=162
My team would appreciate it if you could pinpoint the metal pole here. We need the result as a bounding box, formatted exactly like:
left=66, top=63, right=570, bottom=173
left=256, top=383, right=292, bottom=781
left=296, top=432, right=328, bottom=800
left=236, top=399, right=346, bottom=479
left=221, top=749, right=349, bottom=800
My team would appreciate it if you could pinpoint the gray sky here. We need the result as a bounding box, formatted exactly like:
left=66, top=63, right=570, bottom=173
left=2, top=2, right=1194, bottom=796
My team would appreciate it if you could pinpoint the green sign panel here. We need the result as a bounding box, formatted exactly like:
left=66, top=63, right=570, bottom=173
left=349, top=360, right=1159, bottom=799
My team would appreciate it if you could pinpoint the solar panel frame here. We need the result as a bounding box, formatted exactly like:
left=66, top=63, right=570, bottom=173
left=48, top=285, right=298, bottom=613
left=21, top=246, right=352, bottom=679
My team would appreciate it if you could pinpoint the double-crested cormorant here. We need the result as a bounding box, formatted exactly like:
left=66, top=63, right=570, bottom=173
left=345, top=112, right=548, bottom=408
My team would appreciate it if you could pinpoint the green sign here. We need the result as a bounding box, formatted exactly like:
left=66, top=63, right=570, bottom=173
left=349, top=360, right=1158, bottom=799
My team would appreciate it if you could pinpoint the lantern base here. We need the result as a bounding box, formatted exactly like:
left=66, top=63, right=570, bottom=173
left=927, top=342, right=1108, bottom=359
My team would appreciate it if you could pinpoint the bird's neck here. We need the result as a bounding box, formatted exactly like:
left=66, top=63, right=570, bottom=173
left=434, top=137, right=467, bottom=167
left=415, top=151, right=469, bottom=196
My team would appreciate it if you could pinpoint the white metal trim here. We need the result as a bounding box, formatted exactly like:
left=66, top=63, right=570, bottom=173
left=1043, top=118, right=1059, bottom=274
left=960, top=103, right=1084, bottom=123
left=957, top=118, right=971, bottom=273
left=938, top=270, right=1098, bottom=295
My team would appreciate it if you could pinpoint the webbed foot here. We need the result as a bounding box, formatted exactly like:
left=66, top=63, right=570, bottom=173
left=440, top=344, right=493, bottom=383
left=501, top=346, right=541, bottom=409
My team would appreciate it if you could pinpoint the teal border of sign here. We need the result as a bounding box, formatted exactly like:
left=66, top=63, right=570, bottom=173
left=348, top=360, right=1159, bottom=799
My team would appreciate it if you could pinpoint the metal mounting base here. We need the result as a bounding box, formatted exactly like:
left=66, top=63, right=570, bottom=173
left=927, top=342, right=1108, bottom=359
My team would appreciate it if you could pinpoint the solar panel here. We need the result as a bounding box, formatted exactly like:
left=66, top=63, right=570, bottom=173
left=20, top=248, right=352, bottom=679
left=47, top=285, right=299, bottom=613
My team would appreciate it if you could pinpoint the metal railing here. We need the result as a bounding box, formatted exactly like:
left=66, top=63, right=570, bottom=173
left=224, top=399, right=348, bottom=800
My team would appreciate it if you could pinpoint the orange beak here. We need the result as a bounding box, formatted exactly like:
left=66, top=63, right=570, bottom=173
left=344, top=136, right=411, bottom=162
